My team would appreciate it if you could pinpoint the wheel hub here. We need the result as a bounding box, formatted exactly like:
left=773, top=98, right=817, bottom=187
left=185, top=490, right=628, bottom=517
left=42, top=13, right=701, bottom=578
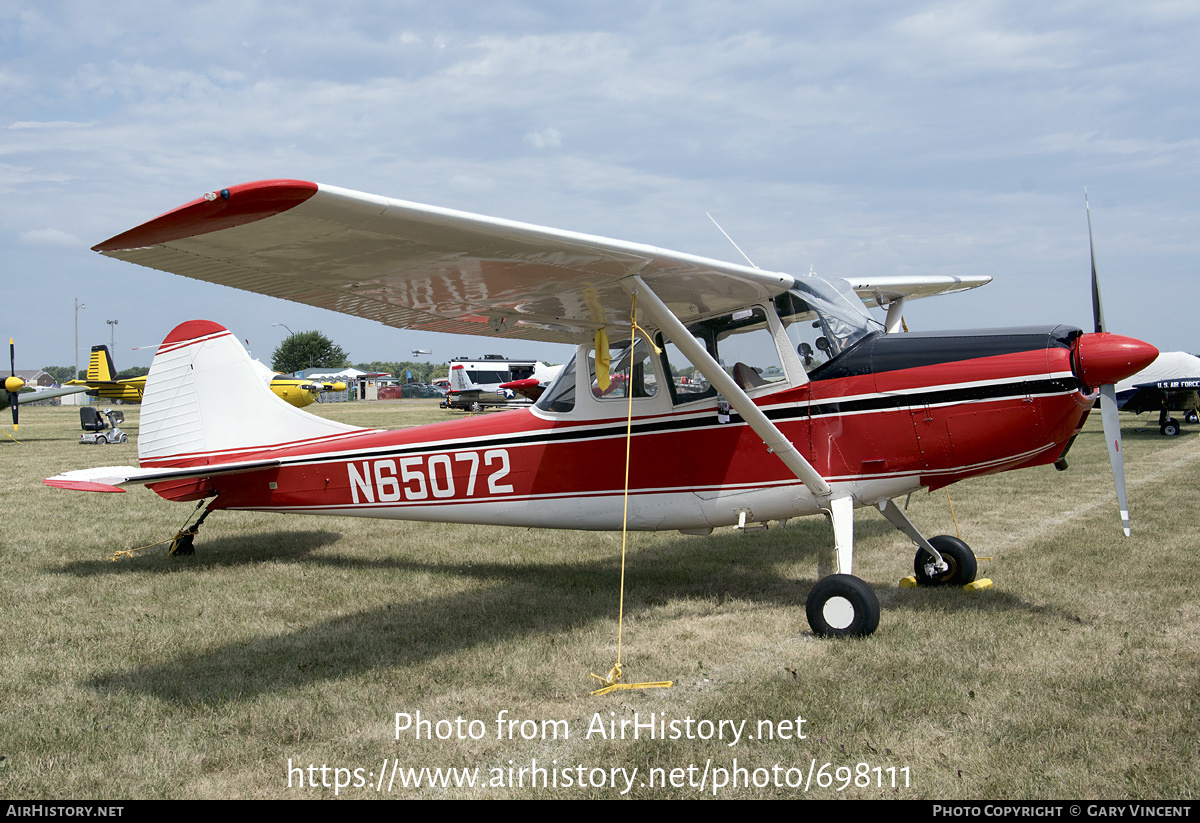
left=822, top=596, right=855, bottom=630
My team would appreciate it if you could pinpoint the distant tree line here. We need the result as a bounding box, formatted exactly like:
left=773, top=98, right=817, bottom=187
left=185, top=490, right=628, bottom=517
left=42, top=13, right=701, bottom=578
left=268, top=330, right=452, bottom=382
left=45, top=331, right=452, bottom=384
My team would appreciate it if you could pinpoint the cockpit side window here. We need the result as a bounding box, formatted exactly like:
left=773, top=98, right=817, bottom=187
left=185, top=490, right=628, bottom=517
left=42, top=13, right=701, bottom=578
left=587, top=337, right=659, bottom=400
left=658, top=306, right=786, bottom=405
left=658, top=333, right=717, bottom=404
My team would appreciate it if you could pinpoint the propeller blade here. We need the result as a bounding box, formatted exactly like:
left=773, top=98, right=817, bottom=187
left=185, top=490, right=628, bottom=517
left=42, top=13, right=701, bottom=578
left=1098, top=384, right=1130, bottom=536
left=1086, top=189, right=1105, bottom=334
left=1085, top=193, right=1142, bottom=536
left=9, top=337, right=17, bottom=431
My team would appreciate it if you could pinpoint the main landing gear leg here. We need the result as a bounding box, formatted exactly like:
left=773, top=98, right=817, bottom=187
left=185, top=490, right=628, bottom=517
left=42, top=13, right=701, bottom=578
left=877, top=498, right=978, bottom=587
left=807, top=495, right=880, bottom=638
left=169, top=499, right=217, bottom=557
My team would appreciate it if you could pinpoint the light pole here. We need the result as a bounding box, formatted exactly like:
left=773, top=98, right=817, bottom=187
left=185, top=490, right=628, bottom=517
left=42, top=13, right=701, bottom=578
left=107, top=319, right=118, bottom=351
left=272, top=323, right=296, bottom=376
left=74, top=298, right=86, bottom=380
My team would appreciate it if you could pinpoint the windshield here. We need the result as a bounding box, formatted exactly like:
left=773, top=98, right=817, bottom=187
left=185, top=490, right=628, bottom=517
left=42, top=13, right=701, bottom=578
left=776, top=276, right=881, bottom=371
left=538, top=276, right=881, bottom=412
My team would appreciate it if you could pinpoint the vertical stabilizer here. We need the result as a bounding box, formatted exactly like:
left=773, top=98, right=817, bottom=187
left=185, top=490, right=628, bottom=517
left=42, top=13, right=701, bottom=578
left=138, top=320, right=368, bottom=466
left=87, top=345, right=117, bottom=382
left=449, top=363, right=476, bottom=392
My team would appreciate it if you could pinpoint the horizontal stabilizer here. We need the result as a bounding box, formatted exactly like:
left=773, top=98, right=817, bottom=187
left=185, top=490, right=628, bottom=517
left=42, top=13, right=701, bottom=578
left=45, top=459, right=282, bottom=493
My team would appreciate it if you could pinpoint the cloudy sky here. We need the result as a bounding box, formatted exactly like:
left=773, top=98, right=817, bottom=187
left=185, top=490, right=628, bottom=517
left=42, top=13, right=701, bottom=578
left=4, top=1, right=1198, bottom=373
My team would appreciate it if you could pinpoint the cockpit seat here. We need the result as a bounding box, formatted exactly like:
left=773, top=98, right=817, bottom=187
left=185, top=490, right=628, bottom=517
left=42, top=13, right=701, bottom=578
left=733, top=362, right=767, bottom=390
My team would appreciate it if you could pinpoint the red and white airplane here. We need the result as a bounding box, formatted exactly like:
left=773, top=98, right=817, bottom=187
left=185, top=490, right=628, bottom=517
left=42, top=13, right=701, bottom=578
left=45, top=180, right=1157, bottom=638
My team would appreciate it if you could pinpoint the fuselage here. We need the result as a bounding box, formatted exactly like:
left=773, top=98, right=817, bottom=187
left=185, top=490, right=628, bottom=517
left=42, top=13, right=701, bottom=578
left=144, top=323, right=1105, bottom=533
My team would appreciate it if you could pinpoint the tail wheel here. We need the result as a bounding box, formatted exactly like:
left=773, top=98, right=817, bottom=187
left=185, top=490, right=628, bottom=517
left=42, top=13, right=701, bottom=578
left=914, top=535, right=977, bottom=587
left=806, top=574, right=880, bottom=638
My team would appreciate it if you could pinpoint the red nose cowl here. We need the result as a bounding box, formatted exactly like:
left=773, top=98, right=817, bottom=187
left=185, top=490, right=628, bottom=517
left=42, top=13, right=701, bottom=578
left=1072, top=333, right=1158, bottom=390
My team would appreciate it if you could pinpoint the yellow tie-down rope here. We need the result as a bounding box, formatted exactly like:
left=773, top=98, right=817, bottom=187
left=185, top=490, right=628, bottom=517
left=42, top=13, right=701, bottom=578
left=110, top=499, right=210, bottom=560
left=590, top=291, right=673, bottom=697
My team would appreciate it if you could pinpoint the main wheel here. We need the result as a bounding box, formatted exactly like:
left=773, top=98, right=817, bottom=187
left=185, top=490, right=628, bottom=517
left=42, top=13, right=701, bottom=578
left=1161, top=418, right=1181, bottom=436
left=806, top=574, right=880, bottom=638
left=469, top=401, right=483, bottom=413
left=914, top=535, right=977, bottom=587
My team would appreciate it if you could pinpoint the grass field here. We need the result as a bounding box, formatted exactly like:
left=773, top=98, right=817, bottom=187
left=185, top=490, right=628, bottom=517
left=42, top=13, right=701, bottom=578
left=1, top=401, right=1197, bottom=799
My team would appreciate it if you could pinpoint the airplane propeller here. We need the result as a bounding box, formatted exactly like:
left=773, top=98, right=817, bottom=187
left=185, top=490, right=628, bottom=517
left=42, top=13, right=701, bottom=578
left=5, top=338, right=25, bottom=430
left=1079, top=192, right=1148, bottom=537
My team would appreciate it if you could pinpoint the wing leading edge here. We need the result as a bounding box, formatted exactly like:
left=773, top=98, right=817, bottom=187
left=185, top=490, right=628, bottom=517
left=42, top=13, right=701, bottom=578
left=94, top=180, right=793, bottom=345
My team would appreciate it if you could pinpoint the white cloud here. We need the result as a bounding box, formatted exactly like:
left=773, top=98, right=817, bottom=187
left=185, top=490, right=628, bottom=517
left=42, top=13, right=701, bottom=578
left=525, top=127, right=562, bottom=149
left=8, top=120, right=95, bottom=130
left=0, top=1, right=1197, bottom=362
left=20, top=228, right=82, bottom=247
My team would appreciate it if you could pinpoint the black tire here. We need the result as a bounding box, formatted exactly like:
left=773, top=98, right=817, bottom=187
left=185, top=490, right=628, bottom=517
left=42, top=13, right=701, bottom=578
left=96, top=436, right=107, bottom=445
left=806, top=574, right=880, bottom=638
left=1161, top=419, right=1181, bottom=437
left=1186, top=411, right=1199, bottom=425
left=914, top=535, right=977, bottom=586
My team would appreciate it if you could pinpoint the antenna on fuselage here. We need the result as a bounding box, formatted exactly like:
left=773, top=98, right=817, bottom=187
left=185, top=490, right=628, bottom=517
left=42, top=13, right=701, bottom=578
left=705, top=213, right=758, bottom=269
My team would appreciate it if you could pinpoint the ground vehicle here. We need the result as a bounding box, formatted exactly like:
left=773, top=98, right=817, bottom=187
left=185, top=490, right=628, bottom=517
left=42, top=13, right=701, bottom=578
left=79, top=407, right=129, bottom=445
left=442, top=355, right=539, bottom=411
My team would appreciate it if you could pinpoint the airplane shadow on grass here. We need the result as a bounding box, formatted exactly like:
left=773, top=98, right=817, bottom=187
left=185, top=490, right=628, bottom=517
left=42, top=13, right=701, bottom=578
left=59, top=530, right=344, bottom=576
left=82, top=520, right=1083, bottom=705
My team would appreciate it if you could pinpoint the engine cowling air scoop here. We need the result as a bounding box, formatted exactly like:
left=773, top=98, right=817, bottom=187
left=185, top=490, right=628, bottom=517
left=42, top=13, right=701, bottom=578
left=1073, top=333, right=1158, bottom=391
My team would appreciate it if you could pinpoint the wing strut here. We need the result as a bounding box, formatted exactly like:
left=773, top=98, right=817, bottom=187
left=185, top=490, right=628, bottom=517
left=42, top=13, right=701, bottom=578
left=884, top=297, right=907, bottom=334
left=621, top=275, right=831, bottom=496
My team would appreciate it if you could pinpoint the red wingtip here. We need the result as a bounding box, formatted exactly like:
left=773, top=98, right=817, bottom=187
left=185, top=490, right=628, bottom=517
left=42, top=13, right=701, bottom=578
left=92, top=179, right=318, bottom=252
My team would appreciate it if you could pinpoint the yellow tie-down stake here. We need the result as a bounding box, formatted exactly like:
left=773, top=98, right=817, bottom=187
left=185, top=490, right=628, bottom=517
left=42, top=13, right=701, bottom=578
left=589, top=663, right=673, bottom=697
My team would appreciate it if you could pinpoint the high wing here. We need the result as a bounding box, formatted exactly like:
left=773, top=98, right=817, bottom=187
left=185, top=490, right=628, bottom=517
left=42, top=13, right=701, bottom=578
left=845, top=273, right=992, bottom=333
left=847, top=274, right=992, bottom=308
left=94, top=180, right=794, bottom=344
left=14, top=385, right=91, bottom=404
